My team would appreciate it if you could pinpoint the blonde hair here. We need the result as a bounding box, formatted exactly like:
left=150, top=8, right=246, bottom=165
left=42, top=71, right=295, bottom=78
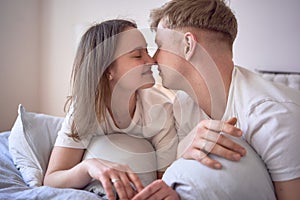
left=150, top=0, right=237, bottom=45
left=66, top=19, right=137, bottom=140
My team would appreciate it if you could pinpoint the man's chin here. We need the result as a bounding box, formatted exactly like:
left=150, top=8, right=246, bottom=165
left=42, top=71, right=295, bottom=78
left=161, top=80, right=171, bottom=89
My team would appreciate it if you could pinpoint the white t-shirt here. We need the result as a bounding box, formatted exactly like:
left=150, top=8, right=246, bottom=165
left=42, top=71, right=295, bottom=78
left=163, top=66, right=300, bottom=199
left=55, top=84, right=178, bottom=171
left=173, top=66, right=300, bottom=182
left=166, top=91, right=276, bottom=199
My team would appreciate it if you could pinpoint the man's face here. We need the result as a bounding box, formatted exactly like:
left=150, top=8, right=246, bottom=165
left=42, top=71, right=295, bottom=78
left=152, top=20, right=229, bottom=119
left=153, top=21, right=190, bottom=90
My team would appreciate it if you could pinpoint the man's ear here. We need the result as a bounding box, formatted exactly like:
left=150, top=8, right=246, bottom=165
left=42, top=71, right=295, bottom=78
left=184, top=32, right=196, bottom=61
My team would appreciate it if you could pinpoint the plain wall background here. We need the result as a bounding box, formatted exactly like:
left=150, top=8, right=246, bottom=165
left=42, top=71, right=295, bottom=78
left=1, top=0, right=300, bottom=131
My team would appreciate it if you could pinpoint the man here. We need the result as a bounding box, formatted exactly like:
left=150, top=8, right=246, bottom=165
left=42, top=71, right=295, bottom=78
left=133, top=0, right=300, bottom=199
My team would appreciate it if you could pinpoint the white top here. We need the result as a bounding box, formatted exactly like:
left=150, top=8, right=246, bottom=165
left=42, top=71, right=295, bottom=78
left=55, top=84, right=178, bottom=171
left=174, top=66, right=300, bottom=182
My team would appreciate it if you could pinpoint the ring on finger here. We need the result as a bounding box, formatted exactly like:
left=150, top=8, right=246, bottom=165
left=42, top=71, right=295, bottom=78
left=111, top=178, right=121, bottom=184
left=201, top=141, right=209, bottom=151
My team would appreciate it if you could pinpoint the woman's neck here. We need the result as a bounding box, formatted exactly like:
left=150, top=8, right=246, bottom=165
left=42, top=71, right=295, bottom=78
left=106, top=90, right=137, bottom=129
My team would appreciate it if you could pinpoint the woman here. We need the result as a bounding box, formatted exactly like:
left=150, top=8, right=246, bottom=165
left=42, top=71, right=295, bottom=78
left=43, top=19, right=178, bottom=200
left=44, top=19, right=244, bottom=200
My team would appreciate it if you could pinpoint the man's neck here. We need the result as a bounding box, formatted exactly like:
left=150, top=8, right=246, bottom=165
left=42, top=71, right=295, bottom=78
left=186, top=45, right=234, bottom=120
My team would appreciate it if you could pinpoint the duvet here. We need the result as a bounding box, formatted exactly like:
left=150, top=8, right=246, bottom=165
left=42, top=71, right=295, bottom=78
left=0, top=131, right=102, bottom=200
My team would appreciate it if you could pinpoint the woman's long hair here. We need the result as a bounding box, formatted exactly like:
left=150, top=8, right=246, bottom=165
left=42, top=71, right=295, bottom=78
left=65, top=19, right=137, bottom=140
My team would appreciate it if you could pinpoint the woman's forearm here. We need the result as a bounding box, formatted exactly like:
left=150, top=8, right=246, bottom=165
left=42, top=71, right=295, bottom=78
left=43, top=160, right=91, bottom=189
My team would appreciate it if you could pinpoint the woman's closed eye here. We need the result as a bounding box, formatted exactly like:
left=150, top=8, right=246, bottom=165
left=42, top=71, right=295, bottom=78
left=133, top=54, right=142, bottom=58
left=130, top=50, right=142, bottom=58
left=131, top=48, right=149, bottom=59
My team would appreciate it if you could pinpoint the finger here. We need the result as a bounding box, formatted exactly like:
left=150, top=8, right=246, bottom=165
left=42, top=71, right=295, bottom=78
left=140, top=189, right=166, bottom=200
left=101, top=177, right=116, bottom=200
left=216, top=134, right=246, bottom=156
left=200, top=132, right=246, bottom=156
left=132, top=181, right=161, bottom=200
left=226, top=117, right=237, bottom=125
left=193, top=138, right=215, bottom=153
left=183, top=148, right=222, bottom=169
left=127, top=172, right=144, bottom=192
left=119, top=173, right=136, bottom=199
left=112, top=177, right=128, bottom=200
left=149, top=180, right=178, bottom=200
left=144, top=182, right=169, bottom=200
left=209, top=142, right=243, bottom=161
left=199, top=120, right=242, bottom=137
left=199, top=119, right=224, bottom=132
left=221, top=123, right=242, bottom=137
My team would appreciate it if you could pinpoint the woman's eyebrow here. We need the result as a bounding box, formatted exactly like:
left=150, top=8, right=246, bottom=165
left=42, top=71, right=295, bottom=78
left=129, top=44, right=148, bottom=53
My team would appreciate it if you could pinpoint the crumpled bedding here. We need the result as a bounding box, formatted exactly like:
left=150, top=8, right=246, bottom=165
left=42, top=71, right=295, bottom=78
left=0, top=131, right=102, bottom=200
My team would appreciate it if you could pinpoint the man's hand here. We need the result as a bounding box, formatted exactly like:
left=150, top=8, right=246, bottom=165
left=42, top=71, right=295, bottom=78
left=132, top=180, right=179, bottom=200
left=178, top=117, right=247, bottom=169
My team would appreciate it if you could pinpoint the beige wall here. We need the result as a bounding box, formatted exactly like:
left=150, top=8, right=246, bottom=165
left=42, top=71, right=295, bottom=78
left=0, top=0, right=167, bottom=132
left=230, top=0, right=300, bottom=72
left=0, top=0, right=40, bottom=131
left=1, top=0, right=299, bottom=132
left=38, top=0, right=168, bottom=119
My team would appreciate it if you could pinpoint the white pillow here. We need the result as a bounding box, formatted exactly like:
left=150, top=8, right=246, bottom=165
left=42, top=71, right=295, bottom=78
left=8, top=105, right=158, bottom=189
left=83, top=134, right=157, bottom=187
left=8, top=104, right=64, bottom=187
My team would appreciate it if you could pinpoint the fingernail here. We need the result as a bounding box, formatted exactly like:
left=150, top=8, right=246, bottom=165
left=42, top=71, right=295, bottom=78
left=214, top=163, right=222, bottom=169
left=233, top=154, right=241, bottom=160
left=239, top=148, right=246, bottom=156
left=237, top=130, right=242, bottom=136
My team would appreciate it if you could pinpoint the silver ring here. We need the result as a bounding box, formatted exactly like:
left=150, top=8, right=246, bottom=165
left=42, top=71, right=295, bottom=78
left=111, top=178, right=120, bottom=184
left=204, top=142, right=208, bottom=150
left=202, top=142, right=208, bottom=151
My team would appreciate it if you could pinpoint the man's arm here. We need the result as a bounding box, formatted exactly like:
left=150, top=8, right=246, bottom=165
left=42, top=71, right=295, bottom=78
left=274, top=178, right=300, bottom=200
left=247, top=101, right=300, bottom=199
left=178, top=118, right=246, bottom=169
left=132, top=180, right=179, bottom=200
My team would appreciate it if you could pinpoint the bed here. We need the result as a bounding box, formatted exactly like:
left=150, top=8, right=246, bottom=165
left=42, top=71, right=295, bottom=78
left=0, top=131, right=103, bottom=200
left=0, top=70, right=299, bottom=199
left=0, top=130, right=104, bottom=199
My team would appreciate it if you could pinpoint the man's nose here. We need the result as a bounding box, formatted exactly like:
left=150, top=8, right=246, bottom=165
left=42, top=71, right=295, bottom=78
left=152, top=50, right=159, bottom=62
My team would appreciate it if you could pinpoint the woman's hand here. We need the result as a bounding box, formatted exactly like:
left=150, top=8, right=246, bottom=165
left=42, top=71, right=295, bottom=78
left=83, top=158, right=144, bottom=200
left=178, top=117, right=247, bottom=169
left=132, top=180, right=179, bottom=200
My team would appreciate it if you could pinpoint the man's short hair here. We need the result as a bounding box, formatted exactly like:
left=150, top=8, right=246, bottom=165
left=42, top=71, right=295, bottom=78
left=150, top=0, right=238, bottom=44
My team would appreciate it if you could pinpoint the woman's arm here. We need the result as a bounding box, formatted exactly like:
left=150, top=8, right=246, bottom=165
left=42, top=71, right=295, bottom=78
left=44, top=146, right=144, bottom=200
left=44, top=146, right=89, bottom=188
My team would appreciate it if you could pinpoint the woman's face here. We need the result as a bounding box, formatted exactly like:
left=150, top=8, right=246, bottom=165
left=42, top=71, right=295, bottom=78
left=108, top=27, right=155, bottom=92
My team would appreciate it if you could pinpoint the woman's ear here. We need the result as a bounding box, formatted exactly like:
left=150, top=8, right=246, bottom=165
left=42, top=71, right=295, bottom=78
left=106, top=67, right=114, bottom=81
left=107, top=72, right=113, bottom=81
left=184, top=32, right=196, bottom=61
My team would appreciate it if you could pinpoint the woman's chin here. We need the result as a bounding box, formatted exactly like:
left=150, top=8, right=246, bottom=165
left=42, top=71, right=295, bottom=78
left=139, top=81, right=155, bottom=90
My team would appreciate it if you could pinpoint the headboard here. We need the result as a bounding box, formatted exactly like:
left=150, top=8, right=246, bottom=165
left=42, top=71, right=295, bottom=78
left=256, top=70, right=300, bottom=91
